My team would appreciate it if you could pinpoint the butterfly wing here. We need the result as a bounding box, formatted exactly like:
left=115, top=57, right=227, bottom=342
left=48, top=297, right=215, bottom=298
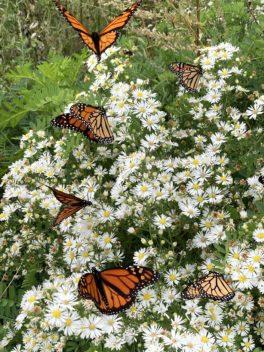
left=182, top=283, right=203, bottom=299
left=98, top=266, right=159, bottom=314
left=197, top=271, right=235, bottom=302
left=48, top=187, right=86, bottom=206
left=48, top=187, right=92, bottom=226
left=97, top=0, right=142, bottom=56
left=88, top=110, right=114, bottom=144
left=170, top=62, right=202, bottom=92
left=51, top=113, right=90, bottom=134
left=51, top=112, right=99, bottom=142
left=99, top=0, right=142, bottom=35
left=53, top=205, right=85, bottom=227
left=68, top=104, right=114, bottom=144
left=54, top=0, right=97, bottom=55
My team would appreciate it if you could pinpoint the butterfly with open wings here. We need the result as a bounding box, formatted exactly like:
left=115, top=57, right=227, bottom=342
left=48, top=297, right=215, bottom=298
left=78, top=266, right=160, bottom=314
left=54, top=0, right=142, bottom=61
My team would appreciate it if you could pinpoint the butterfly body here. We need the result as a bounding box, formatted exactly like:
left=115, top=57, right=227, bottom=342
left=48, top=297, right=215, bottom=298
left=51, top=103, right=114, bottom=144
left=48, top=186, right=92, bottom=226
left=55, top=0, right=141, bottom=61
left=170, top=62, right=203, bottom=92
left=78, top=266, right=160, bottom=314
left=258, top=175, right=264, bottom=185
left=183, top=271, right=235, bottom=302
left=91, top=32, right=100, bottom=56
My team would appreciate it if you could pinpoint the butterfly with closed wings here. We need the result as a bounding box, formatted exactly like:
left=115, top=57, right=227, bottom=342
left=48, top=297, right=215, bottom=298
left=48, top=186, right=92, bottom=227
left=78, top=266, right=160, bottom=314
left=54, top=0, right=142, bottom=61
left=182, top=271, right=235, bottom=302
left=170, top=62, right=203, bottom=92
left=51, top=103, right=114, bottom=144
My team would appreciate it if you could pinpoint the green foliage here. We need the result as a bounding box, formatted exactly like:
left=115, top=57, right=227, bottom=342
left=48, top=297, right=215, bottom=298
left=0, top=51, right=87, bottom=130
left=0, top=282, right=18, bottom=323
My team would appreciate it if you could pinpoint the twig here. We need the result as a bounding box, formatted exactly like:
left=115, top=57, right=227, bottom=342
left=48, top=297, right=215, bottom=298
left=195, top=0, right=201, bottom=56
left=0, top=263, right=23, bottom=300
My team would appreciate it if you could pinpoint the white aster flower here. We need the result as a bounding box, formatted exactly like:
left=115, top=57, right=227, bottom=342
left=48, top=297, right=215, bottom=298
left=79, top=316, right=103, bottom=339
left=153, top=214, right=172, bottom=230
left=253, top=228, right=264, bottom=242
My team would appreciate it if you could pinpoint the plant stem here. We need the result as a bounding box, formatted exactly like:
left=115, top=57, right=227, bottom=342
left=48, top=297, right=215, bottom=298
left=195, top=0, right=201, bottom=55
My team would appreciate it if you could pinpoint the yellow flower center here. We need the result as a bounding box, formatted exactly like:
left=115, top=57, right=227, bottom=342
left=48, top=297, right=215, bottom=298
left=143, top=293, right=152, bottom=300
left=52, top=309, right=61, bottom=319
left=65, top=318, right=72, bottom=327
left=239, top=274, right=246, bottom=282
left=204, top=222, right=212, bottom=229
left=257, top=232, right=264, bottom=239
left=103, top=210, right=110, bottom=218
left=169, top=274, right=177, bottom=281
left=140, top=185, right=148, bottom=192
left=28, top=296, right=36, bottom=303
left=192, top=159, right=199, bottom=165
left=159, top=218, right=166, bottom=225
left=247, top=265, right=254, bottom=272
left=253, top=255, right=260, bottom=262
left=104, top=236, right=111, bottom=244
left=207, top=263, right=213, bottom=270
left=89, top=323, right=96, bottom=331
left=138, top=252, right=145, bottom=260
left=197, top=196, right=204, bottom=203
left=201, top=336, right=209, bottom=343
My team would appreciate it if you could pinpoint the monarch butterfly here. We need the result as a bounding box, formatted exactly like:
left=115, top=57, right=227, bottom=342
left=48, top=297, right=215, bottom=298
left=182, top=271, right=235, bottom=302
left=51, top=104, right=114, bottom=144
left=78, top=266, right=160, bottom=314
left=169, top=62, right=203, bottom=92
left=258, top=175, right=264, bottom=185
left=48, top=186, right=92, bottom=226
left=54, top=0, right=142, bottom=61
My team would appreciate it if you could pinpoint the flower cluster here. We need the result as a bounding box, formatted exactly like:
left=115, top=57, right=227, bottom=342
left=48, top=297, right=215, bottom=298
left=0, top=43, right=263, bottom=351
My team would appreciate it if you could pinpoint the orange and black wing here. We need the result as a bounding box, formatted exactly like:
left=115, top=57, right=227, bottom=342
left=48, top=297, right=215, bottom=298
left=71, top=104, right=114, bottom=144
left=48, top=187, right=92, bottom=226
left=54, top=0, right=97, bottom=55
left=53, top=204, right=86, bottom=227
left=170, top=62, right=202, bottom=92
left=197, top=271, right=235, bottom=302
left=78, top=266, right=159, bottom=314
left=182, top=283, right=203, bottom=299
left=48, top=187, right=86, bottom=206
left=51, top=112, right=101, bottom=142
left=99, top=266, right=159, bottom=314
left=51, top=113, right=91, bottom=135
left=78, top=272, right=128, bottom=314
left=88, top=109, right=114, bottom=144
left=97, top=0, right=142, bottom=56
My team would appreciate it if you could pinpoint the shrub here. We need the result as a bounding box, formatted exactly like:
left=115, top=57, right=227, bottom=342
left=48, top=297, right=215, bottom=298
left=0, top=43, right=264, bottom=351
